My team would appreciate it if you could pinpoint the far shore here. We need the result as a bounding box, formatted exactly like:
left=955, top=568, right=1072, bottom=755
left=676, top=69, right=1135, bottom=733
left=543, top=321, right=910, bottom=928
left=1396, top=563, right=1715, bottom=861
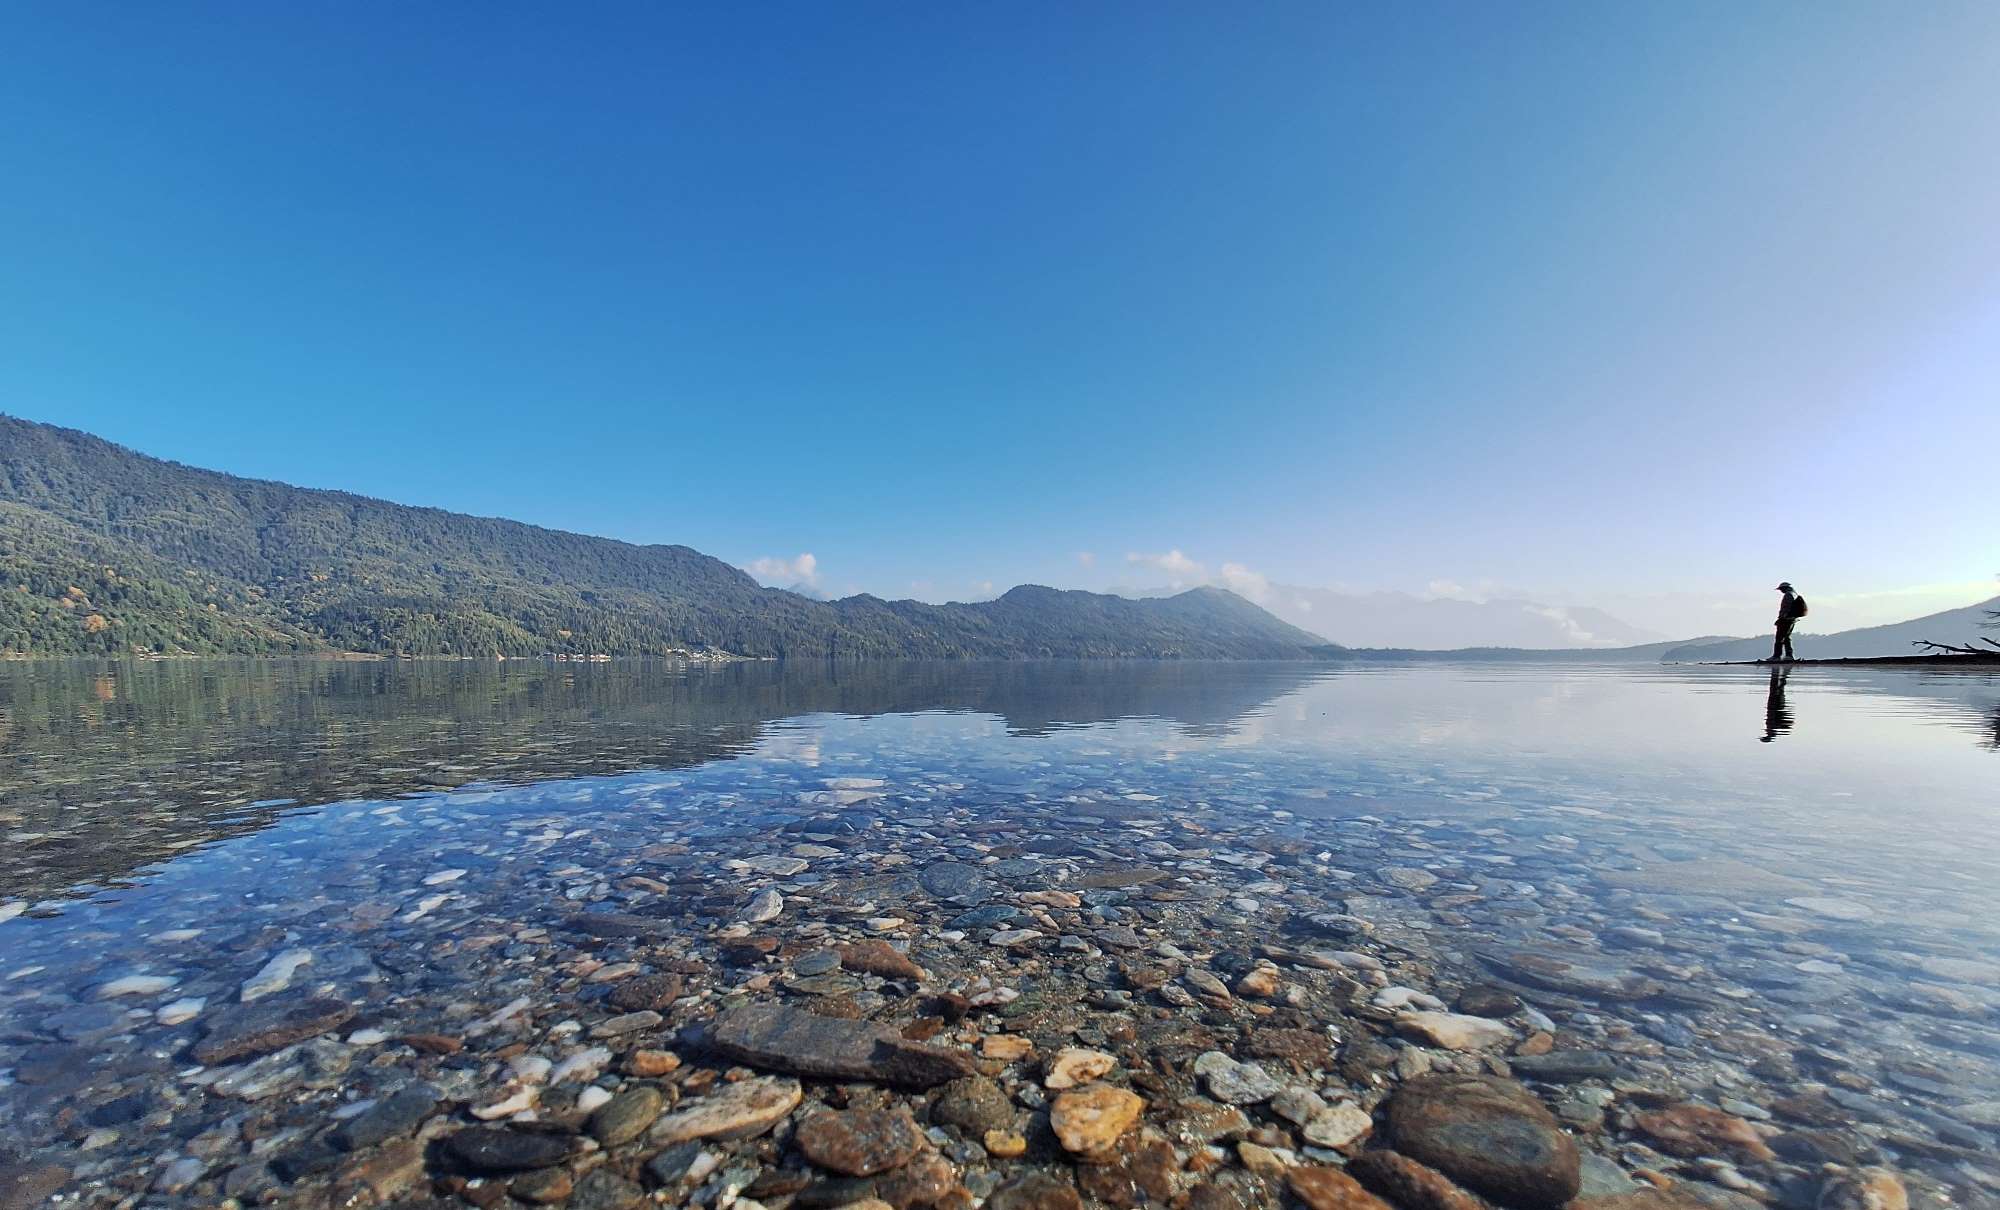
left=1706, top=653, right=2000, bottom=667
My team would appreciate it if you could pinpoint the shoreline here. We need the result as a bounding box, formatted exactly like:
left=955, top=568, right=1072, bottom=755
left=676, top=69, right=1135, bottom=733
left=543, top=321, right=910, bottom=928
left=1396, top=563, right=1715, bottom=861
left=1703, top=653, right=2000, bottom=667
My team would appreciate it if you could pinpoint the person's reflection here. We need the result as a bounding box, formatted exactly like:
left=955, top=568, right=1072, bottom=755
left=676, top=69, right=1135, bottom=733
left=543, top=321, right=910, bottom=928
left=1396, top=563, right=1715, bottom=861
left=1760, top=666, right=1794, bottom=742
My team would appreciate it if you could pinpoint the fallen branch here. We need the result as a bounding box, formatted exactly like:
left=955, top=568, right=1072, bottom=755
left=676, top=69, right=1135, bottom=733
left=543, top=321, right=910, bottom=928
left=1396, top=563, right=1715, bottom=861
left=1912, top=638, right=1997, bottom=656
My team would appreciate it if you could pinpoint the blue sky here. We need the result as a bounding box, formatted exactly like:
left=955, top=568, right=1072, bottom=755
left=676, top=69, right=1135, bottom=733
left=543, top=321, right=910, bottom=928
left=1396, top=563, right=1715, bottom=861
left=3, top=3, right=1995, bottom=636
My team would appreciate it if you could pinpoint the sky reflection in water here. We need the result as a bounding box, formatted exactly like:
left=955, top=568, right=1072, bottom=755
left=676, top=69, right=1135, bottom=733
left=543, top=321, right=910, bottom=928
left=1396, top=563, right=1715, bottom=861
left=1, top=658, right=1997, bottom=1202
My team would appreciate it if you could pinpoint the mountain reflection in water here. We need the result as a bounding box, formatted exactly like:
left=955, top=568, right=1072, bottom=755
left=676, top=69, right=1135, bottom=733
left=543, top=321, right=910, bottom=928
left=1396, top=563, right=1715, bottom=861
left=0, top=658, right=1993, bottom=904
left=0, top=659, right=1321, bottom=900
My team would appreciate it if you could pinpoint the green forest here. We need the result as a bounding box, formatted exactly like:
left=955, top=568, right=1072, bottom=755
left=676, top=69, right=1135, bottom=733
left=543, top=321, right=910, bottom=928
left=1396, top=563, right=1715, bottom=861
left=0, top=415, right=1330, bottom=659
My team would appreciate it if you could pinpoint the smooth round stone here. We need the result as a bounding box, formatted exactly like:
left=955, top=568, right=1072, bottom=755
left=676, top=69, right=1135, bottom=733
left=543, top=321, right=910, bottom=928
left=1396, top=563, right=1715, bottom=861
left=918, top=862, right=991, bottom=902
left=949, top=905, right=1021, bottom=930
left=794, top=1108, right=925, bottom=1176
left=933, top=1076, right=1017, bottom=1135
left=97, top=974, right=178, bottom=999
left=608, top=974, right=685, bottom=1013
left=442, top=1128, right=580, bottom=1174
left=588, top=1085, right=666, bottom=1147
left=1193, top=1051, right=1281, bottom=1105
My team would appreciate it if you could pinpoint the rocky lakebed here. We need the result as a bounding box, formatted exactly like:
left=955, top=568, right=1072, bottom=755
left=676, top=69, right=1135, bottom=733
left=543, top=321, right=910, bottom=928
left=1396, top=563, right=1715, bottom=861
left=2, top=663, right=1998, bottom=1210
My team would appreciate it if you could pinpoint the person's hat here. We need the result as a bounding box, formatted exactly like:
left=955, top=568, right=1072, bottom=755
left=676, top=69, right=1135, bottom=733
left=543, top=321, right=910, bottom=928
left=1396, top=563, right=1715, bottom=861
left=1776, top=581, right=1794, bottom=591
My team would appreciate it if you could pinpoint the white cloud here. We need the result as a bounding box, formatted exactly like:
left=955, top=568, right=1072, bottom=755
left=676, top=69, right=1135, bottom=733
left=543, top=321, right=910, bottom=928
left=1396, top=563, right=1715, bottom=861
left=1127, top=549, right=1207, bottom=585
left=1075, top=551, right=1096, bottom=568
left=1524, top=604, right=1606, bottom=646
left=745, top=552, right=819, bottom=588
left=1425, top=578, right=1474, bottom=601
left=1217, top=562, right=1271, bottom=604
left=1122, top=549, right=1279, bottom=601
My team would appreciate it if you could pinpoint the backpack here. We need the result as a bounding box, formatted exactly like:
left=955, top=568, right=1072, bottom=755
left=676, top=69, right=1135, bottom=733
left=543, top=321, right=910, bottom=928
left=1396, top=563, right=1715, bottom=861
left=1791, top=594, right=1808, bottom=619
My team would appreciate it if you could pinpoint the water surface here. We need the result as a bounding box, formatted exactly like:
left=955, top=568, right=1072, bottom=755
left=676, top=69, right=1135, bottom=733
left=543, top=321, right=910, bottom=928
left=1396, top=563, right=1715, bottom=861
left=2, top=659, right=1996, bottom=1206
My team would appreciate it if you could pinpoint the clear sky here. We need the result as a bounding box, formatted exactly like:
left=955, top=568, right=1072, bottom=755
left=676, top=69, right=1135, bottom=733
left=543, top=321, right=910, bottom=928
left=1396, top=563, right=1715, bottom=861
left=3, top=3, right=1995, bottom=637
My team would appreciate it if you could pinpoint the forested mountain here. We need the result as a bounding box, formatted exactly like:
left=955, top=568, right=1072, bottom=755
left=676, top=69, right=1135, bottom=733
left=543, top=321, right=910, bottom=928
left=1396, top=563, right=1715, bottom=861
left=0, top=415, right=1329, bottom=659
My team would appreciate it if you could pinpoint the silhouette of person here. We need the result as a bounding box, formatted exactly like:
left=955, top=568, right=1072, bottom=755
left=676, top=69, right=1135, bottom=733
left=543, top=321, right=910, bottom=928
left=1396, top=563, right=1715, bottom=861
left=1760, top=666, right=1793, bottom=742
left=1768, top=581, right=1805, bottom=663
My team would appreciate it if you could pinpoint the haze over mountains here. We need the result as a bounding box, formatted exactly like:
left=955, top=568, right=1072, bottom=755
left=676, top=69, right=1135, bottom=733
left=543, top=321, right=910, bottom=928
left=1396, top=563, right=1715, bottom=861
left=1125, top=583, right=1667, bottom=650
left=0, top=416, right=1325, bottom=659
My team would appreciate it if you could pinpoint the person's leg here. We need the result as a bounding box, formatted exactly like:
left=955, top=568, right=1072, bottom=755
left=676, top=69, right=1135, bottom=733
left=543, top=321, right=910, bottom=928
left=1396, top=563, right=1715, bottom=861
left=1771, top=626, right=1785, bottom=662
left=1780, top=623, right=1795, bottom=661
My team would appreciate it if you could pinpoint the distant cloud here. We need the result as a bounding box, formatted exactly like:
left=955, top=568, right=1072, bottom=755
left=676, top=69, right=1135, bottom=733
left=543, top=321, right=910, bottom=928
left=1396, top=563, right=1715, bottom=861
left=745, top=552, right=819, bottom=588
left=1123, top=549, right=1281, bottom=601
left=1524, top=604, right=1603, bottom=646
left=1422, top=577, right=1521, bottom=604
left=1127, top=549, right=1206, bottom=585
left=1217, top=562, right=1271, bottom=604
left=1075, top=551, right=1096, bottom=568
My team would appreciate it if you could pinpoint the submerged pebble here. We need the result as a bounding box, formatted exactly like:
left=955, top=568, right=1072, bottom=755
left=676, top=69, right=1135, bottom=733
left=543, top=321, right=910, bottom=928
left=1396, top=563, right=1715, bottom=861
left=0, top=662, right=1991, bottom=1209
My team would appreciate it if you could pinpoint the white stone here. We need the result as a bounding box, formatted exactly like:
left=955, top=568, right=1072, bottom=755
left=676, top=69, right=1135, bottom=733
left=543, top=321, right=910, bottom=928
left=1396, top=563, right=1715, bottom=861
left=1301, top=1102, right=1373, bottom=1150
left=1193, top=1051, right=1281, bottom=1104
left=400, top=893, right=451, bottom=923
left=472, top=1086, right=538, bottom=1119
left=652, top=1076, right=803, bottom=1143
left=468, top=995, right=532, bottom=1035
left=1044, top=1047, right=1117, bottom=1090
left=1395, top=1010, right=1515, bottom=1051
left=423, top=868, right=468, bottom=886
left=157, top=997, right=207, bottom=1026
left=549, top=1046, right=612, bottom=1085
left=1372, top=986, right=1445, bottom=1012
left=241, top=948, right=313, bottom=1002
left=99, top=974, right=178, bottom=999
left=742, top=889, right=784, bottom=923
left=1270, top=1087, right=1326, bottom=1126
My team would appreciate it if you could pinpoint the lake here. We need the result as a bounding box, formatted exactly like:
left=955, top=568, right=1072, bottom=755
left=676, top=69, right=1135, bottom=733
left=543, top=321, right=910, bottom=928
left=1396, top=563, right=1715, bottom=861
left=1, top=659, right=1996, bottom=1208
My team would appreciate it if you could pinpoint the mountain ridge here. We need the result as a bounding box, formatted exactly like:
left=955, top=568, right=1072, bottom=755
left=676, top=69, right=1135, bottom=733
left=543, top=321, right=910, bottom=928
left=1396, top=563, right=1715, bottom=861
left=1660, top=597, right=2000, bottom=663
left=0, top=414, right=1329, bottom=659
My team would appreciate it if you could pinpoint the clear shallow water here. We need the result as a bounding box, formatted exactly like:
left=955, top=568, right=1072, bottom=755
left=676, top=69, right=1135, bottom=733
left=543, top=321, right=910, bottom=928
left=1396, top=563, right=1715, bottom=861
left=1, top=659, right=1997, bottom=1207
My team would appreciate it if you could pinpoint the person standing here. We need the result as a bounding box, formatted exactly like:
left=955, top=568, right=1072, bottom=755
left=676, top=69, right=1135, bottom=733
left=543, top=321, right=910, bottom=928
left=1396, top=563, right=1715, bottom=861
left=1770, top=581, right=1807, bottom=662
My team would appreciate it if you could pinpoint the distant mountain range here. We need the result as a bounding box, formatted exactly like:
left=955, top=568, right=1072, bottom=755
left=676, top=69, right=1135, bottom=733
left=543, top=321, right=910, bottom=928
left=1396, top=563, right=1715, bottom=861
left=0, top=416, right=1327, bottom=659
left=1119, top=583, right=1666, bottom=649
left=1333, top=598, right=2000, bottom=663
left=1260, top=585, right=1666, bottom=650
left=1660, top=597, right=2000, bottom=662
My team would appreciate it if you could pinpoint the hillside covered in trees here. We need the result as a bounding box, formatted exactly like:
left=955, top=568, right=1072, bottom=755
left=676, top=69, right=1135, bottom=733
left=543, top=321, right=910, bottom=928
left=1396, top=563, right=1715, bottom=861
left=0, top=415, right=1330, bottom=659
